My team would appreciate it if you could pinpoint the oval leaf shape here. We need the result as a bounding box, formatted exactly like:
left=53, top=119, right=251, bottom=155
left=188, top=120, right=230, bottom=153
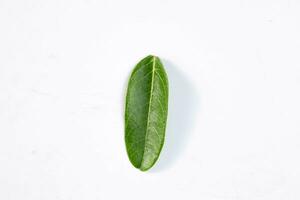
left=125, top=55, right=169, bottom=171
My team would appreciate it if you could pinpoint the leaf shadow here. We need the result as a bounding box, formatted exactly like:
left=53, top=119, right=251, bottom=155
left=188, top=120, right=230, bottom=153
left=150, top=59, right=200, bottom=172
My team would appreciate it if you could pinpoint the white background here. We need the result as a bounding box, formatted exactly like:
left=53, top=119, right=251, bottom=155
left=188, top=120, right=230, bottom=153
left=1, top=0, right=300, bottom=199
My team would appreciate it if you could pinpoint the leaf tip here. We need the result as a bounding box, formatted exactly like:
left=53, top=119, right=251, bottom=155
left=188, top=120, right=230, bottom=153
left=146, top=54, right=158, bottom=59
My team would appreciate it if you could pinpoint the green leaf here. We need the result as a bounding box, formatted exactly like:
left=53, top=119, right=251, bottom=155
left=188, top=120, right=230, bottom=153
left=125, top=55, right=169, bottom=171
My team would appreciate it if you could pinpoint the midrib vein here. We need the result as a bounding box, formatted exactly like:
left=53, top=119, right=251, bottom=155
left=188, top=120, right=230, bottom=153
left=140, top=56, right=156, bottom=168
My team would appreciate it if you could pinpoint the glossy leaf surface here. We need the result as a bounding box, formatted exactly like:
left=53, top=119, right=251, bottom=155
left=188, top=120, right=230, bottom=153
left=125, top=55, right=169, bottom=171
